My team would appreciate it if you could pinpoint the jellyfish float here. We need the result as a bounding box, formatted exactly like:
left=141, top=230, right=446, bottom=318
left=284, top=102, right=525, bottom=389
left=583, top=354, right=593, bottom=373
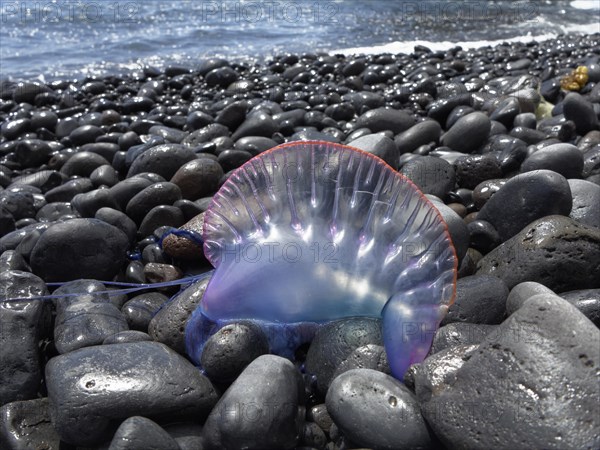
left=184, top=141, right=457, bottom=380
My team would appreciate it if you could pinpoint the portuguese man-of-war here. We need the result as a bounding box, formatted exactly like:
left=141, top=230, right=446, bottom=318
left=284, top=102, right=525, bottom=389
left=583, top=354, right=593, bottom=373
left=2, top=141, right=457, bottom=382
left=184, top=141, right=457, bottom=380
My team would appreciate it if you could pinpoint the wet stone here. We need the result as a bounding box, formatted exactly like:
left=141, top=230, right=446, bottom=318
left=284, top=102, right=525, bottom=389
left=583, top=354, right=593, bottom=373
left=45, top=341, right=218, bottom=446
left=326, top=369, right=432, bottom=449
left=400, top=156, right=455, bottom=199
left=203, top=354, right=303, bottom=450
left=102, top=330, right=152, bottom=344
left=122, top=292, right=167, bottom=331
left=30, top=218, right=129, bottom=282
left=108, top=416, right=180, bottom=450
left=430, top=322, right=498, bottom=354
left=0, top=271, right=50, bottom=405
left=477, top=215, right=600, bottom=292
left=0, top=398, right=61, bottom=450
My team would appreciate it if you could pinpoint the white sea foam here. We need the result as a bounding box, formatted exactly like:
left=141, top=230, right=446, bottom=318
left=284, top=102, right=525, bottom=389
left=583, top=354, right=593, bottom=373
left=571, top=0, right=600, bottom=10
left=331, top=22, right=600, bottom=56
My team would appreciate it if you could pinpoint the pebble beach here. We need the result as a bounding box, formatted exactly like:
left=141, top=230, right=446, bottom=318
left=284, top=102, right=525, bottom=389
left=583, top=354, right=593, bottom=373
left=1, top=12, right=600, bottom=450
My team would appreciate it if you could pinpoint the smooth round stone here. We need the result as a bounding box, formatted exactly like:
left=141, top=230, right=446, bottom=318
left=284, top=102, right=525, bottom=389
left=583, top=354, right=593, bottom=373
left=122, top=292, right=168, bottom=331
left=203, top=355, right=303, bottom=450
left=81, top=142, right=120, bottom=161
left=161, top=214, right=205, bottom=262
left=583, top=145, right=600, bottom=178
left=125, top=182, right=182, bottom=224
left=12, top=80, right=52, bottom=104
left=347, top=133, right=399, bottom=169
left=69, top=124, right=104, bottom=146
left=143, top=262, right=183, bottom=284
left=441, top=112, right=491, bottom=153
left=300, top=422, right=327, bottom=449
left=55, top=301, right=129, bottom=354
left=568, top=179, right=600, bottom=228
left=182, top=124, right=230, bottom=147
left=394, top=119, right=442, bottom=154
left=454, top=154, right=502, bottom=189
left=215, top=101, right=247, bottom=131
left=44, top=177, right=94, bottom=203
left=563, top=92, right=599, bottom=135
left=71, top=188, right=120, bottom=218
left=506, top=281, right=556, bottom=315
left=162, top=422, right=204, bottom=450
left=148, top=275, right=210, bottom=353
left=14, top=139, right=52, bottom=168
left=1, top=118, right=30, bottom=140
left=0, top=191, right=36, bottom=221
left=0, top=271, right=49, bottom=406
left=442, top=274, right=509, bottom=325
left=94, top=207, right=137, bottom=245
left=142, top=243, right=166, bottom=264
left=416, top=294, right=600, bottom=450
left=108, top=416, right=179, bottom=450
left=399, top=156, right=456, bottom=198
left=0, top=250, right=29, bottom=272
left=200, top=322, right=269, bottom=382
left=186, top=111, right=214, bottom=132
left=138, top=205, right=185, bottom=238
left=409, top=342, right=478, bottom=390
left=217, top=149, right=253, bottom=172
left=205, top=66, right=239, bottom=88
left=477, top=170, right=572, bottom=242
left=326, top=369, right=432, bottom=449
left=103, top=330, right=152, bottom=344
left=0, top=398, right=60, bottom=450
left=233, top=136, right=278, bottom=155
left=290, top=129, right=340, bottom=143
left=430, top=322, right=498, bottom=354
left=490, top=97, right=520, bottom=128
left=149, top=125, right=187, bottom=144
left=30, top=218, right=129, bottom=282
left=45, top=342, right=218, bottom=446
left=477, top=215, right=600, bottom=291
left=560, top=289, right=600, bottom=326
left=231, top=111, right=279, bottom=141
left=10, top=170, right=64, bottom=193
left=468, top=219, right=501, bottom=254
left=513, top=112, right=537, bottom=129
left=35, top=202, right=73, bottom=222
left=521, top=143, right=584, bottom=178
left=0, top=206, right=15, bottom=237
left=355, top=107, right=415, bottom=134
left=305, top=318, right=382, bottom=395
left=90, top=164, right=119, bottom=187
left=60, top=151, right=111, bottom=177
left=109, top=177, right=153, bottom=210
left=331, top=344, right=390, bottom=381
left=472, top=179, right=507, bottom=210
left=127, top=143, right=197, bottom=180
left=430, top=200, right=469, bottom=263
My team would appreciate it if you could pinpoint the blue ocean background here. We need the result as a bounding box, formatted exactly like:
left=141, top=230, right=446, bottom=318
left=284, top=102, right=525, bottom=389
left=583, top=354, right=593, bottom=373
left=1, top=0, right=599, bottom=81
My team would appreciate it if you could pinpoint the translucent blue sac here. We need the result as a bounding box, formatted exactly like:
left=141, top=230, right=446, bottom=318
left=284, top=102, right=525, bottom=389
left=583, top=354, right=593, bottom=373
left=185, top=141, right=457, bottom=380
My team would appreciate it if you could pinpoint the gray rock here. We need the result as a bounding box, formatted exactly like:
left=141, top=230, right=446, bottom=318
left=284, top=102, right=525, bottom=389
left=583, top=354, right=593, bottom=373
left=103, top=330, right=152, bottom=344
left=127, top=144, right=197, bottom=180
left=560, top=288, right=600, bottom=327
left=138, top=205, right=185, bottom=237
left=14, top=139, right=52, bottom=168
left=355, top=107, right=415, bottom=134
left=0, top=398, right=61, bottom=450
left=95, top=207, right=138, bottom=245
left=477, top=170, right=572, bottom=242
left=122, top=292, right=168, bottom=331
left=300, top=421, right=327, bottom=449
left=30, top=218, right=129, bottom=282
left=400, top=156, right=456, bottom=198
left=326, top=369, right=432, bottom=449
left=305, top=318, right=383, bottom=395
left=506, top=281, right=555, bottom=315
left=231, top=111, right=279, bottom=141
left=203, top=355, right=303, bottom=450
left=454, top=154, right=502, bottom=190
left=563, top=92, right=599, bottom=135
left=331, top=344, right=390, bottom=381
left=0, top=250, right=29, bottom=272
left=521, top=143, right=584, bottom=179
left=442, top=275, right=509, bottom=325
left=71, top=188, right=120, bottom=218
left=430, top=322, right=497, bottom=354
left=148, top=275, right=210, bottom=353
left=108, top=416, right=179, bottom=450
left=109, top=177, right=154, bottom=210
left=394, top=120, right=442, bottom=154
left=348, top=133, right=399, bottom=170
left=200, top=321, right=269, bottom=383
left=60, top=151, right=111, bottom=177
left=54, top=301, right=129, bottom=354
left=568, top=179, right=600, bottom=228
left=44, top=177, right=94, bottom=203
left=441, top=112, right=491, bottom=153
left=430, top=200, right=469, bottom=263
left=0, top=271, right=50, bottom=405
left=477, top=215, right=600, bottom=291
left=170, top=158, right=224, bottom=200
left=162, top=422, right=204, bottom=450
left=416, top=294, right=600, bottom=449
left=125, top=182, right=182, bottom=224
left=45, top=341, right=218, bottom=446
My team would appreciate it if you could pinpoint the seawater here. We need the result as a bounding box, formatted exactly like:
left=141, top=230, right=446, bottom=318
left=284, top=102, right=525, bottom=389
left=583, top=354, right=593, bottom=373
left=0, top=0, right=599, bottom=81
